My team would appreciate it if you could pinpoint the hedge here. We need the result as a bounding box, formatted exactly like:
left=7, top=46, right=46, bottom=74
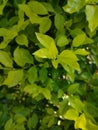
left=0, top=0, right=98, bottom=130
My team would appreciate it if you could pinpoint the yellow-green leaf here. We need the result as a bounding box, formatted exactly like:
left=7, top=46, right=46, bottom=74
left=39, top=17, right=51, bottom=33
left=86, top=120, right=98, bottom=130
left=75, top=113, right=87, bottom=130
left=33, top=48, right=50, bottom=58
left=0, top=50, right=13, bottom=68
left=28, top=1, right=48, bottom=15
left=54, top=13, right=65, bottom=30
left=15, top=34, right=28, bottom=47
left=14, top=47, right=33, bottom=67
left=86, top=5, right=98, bottom=32
left=58, top=50, right=80, bottom=71
left=0, top=0, right=8, bottom=15
left=75, top=49, right=89, bottom=55
left=63, top=109, right=79, bottom=121
left=72, top=34, right=86, bottom=47
left=34, top=33, right=58, bottom=59
left=3, top=70, right=24, bottom=87
left=63, top=0, right=86, bottom=14
left=57, top=35, right=69, bottom=47
left=4, top=118, right=15, bottom=130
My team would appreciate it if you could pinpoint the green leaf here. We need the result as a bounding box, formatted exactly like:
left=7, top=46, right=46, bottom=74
left=69, top=96, right=83, bottom=112
left=28, top=1, right=48, bottom=15
left=0, top=26, right=18, bottom=49
left=75, top=113, right=86, bottom=130
left=15, top=124, right=25, bottom=130
left=19, top=4, right=42, bottom=24
left=33, top=48, right=49, bottom=58
left=3, top=69, right=24, bottom=87
left=86, top=0, right=98, bottom=4
left=39, top=68, right=48, bottom=83
left=14, top=114, right=26, bottom=124
left=24, top=84, right=40, bottom=96
left=52, top=59, right=58, bottom=69
left=0, top=0, right=8, bottom=15
left=42, top=2, right=55, bottom=12
left=72, top=34, right=86, bottom=47
left=27, top=66, right=38, bottom=84
left=34, top=33, right=58, bottom=59
left=72, top=33, right=93, bottom=47
left=75, top=113, right=98, bottom=130
left=63, top=0, right=86, bottom=14
left=86, top=119, right=98, bottom=130
left=58, top=50, right=80, bottom=71
left=63, top=109, right=79, bottom=121
left=41, top=88, right=51, bottom=100
left=14, top=47, right=33, bottom=67
left=15, top=34, right=28, bottom=47
left=67, top=83, right=79, bottom=95
left=4, top=118, right=15, bottom=130
left=54, top=13, right=65, bottom=30
left=39, top=17, right=51, bottom=33
left=0, top=50, right=13, bottom=68
left=57, top=35, right=69, bottom=47
left=24, top=84, right=51, bottom=100
left=86, top=5, right=98, bottom=32
left=35, top=33, right=55, bottom=48
left=27, top=114, right=38, bottom=129
left=75, top=49, right=89, bottom=55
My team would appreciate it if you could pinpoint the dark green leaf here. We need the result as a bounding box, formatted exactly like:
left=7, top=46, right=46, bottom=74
left=27, top=114, right=38, bottom=129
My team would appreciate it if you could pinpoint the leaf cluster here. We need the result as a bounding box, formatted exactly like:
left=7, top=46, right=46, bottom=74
left=0, top=0, right=98, bottom=130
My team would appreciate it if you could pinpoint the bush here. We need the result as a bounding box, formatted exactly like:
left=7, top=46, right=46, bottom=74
left=0, top=0, right=98, bottom=130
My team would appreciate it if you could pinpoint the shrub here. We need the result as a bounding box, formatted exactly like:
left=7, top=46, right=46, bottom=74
left=0, top=0, right=98, bottom=130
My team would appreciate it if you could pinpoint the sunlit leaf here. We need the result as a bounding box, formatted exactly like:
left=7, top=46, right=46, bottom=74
left=54, top=13, right=65, bottom=30
left=33, top=48, right=49, bottom=58
left=15, top=34, right=28, bottom=47
left=67, top=83, right=79, bottom=95
left=86, top=119, right=98, bottom=130
left=0, top=0, right=8, bottom=15
left=0, top=50, right=13, bottom=68
left=75, top=49, right=89, bottom=55
left=28, top=1, right=48, bottom=15
left=14, top=47, right=33, bottom=67
left=39, top=17, right=51, bottom=33
left=58, top=50, right=80, bottom=71
left=72, top=33, right=93, bottom=47
left=63, top=109, right=79, bottom=121
left=75, top=113, right=86, bottom=130
left=34, top=33, right=58, bottom=59
left=69, top=96, right=83, bottom=112
left=3, top=69, right=24, bottom=87
left=0, top=26, right=18, bottom=49
left=57, top=35, right=69, bottom=47
left=24, top=84, right=51, bottom=100
left=63, top=0, right=86, bottom=14
left=72, top=34, right=86, bottom=47
left=86, top=5, right=98, bottom=32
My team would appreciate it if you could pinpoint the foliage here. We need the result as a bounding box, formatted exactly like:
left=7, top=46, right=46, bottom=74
left=0, top=0, right=98, bottom=130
